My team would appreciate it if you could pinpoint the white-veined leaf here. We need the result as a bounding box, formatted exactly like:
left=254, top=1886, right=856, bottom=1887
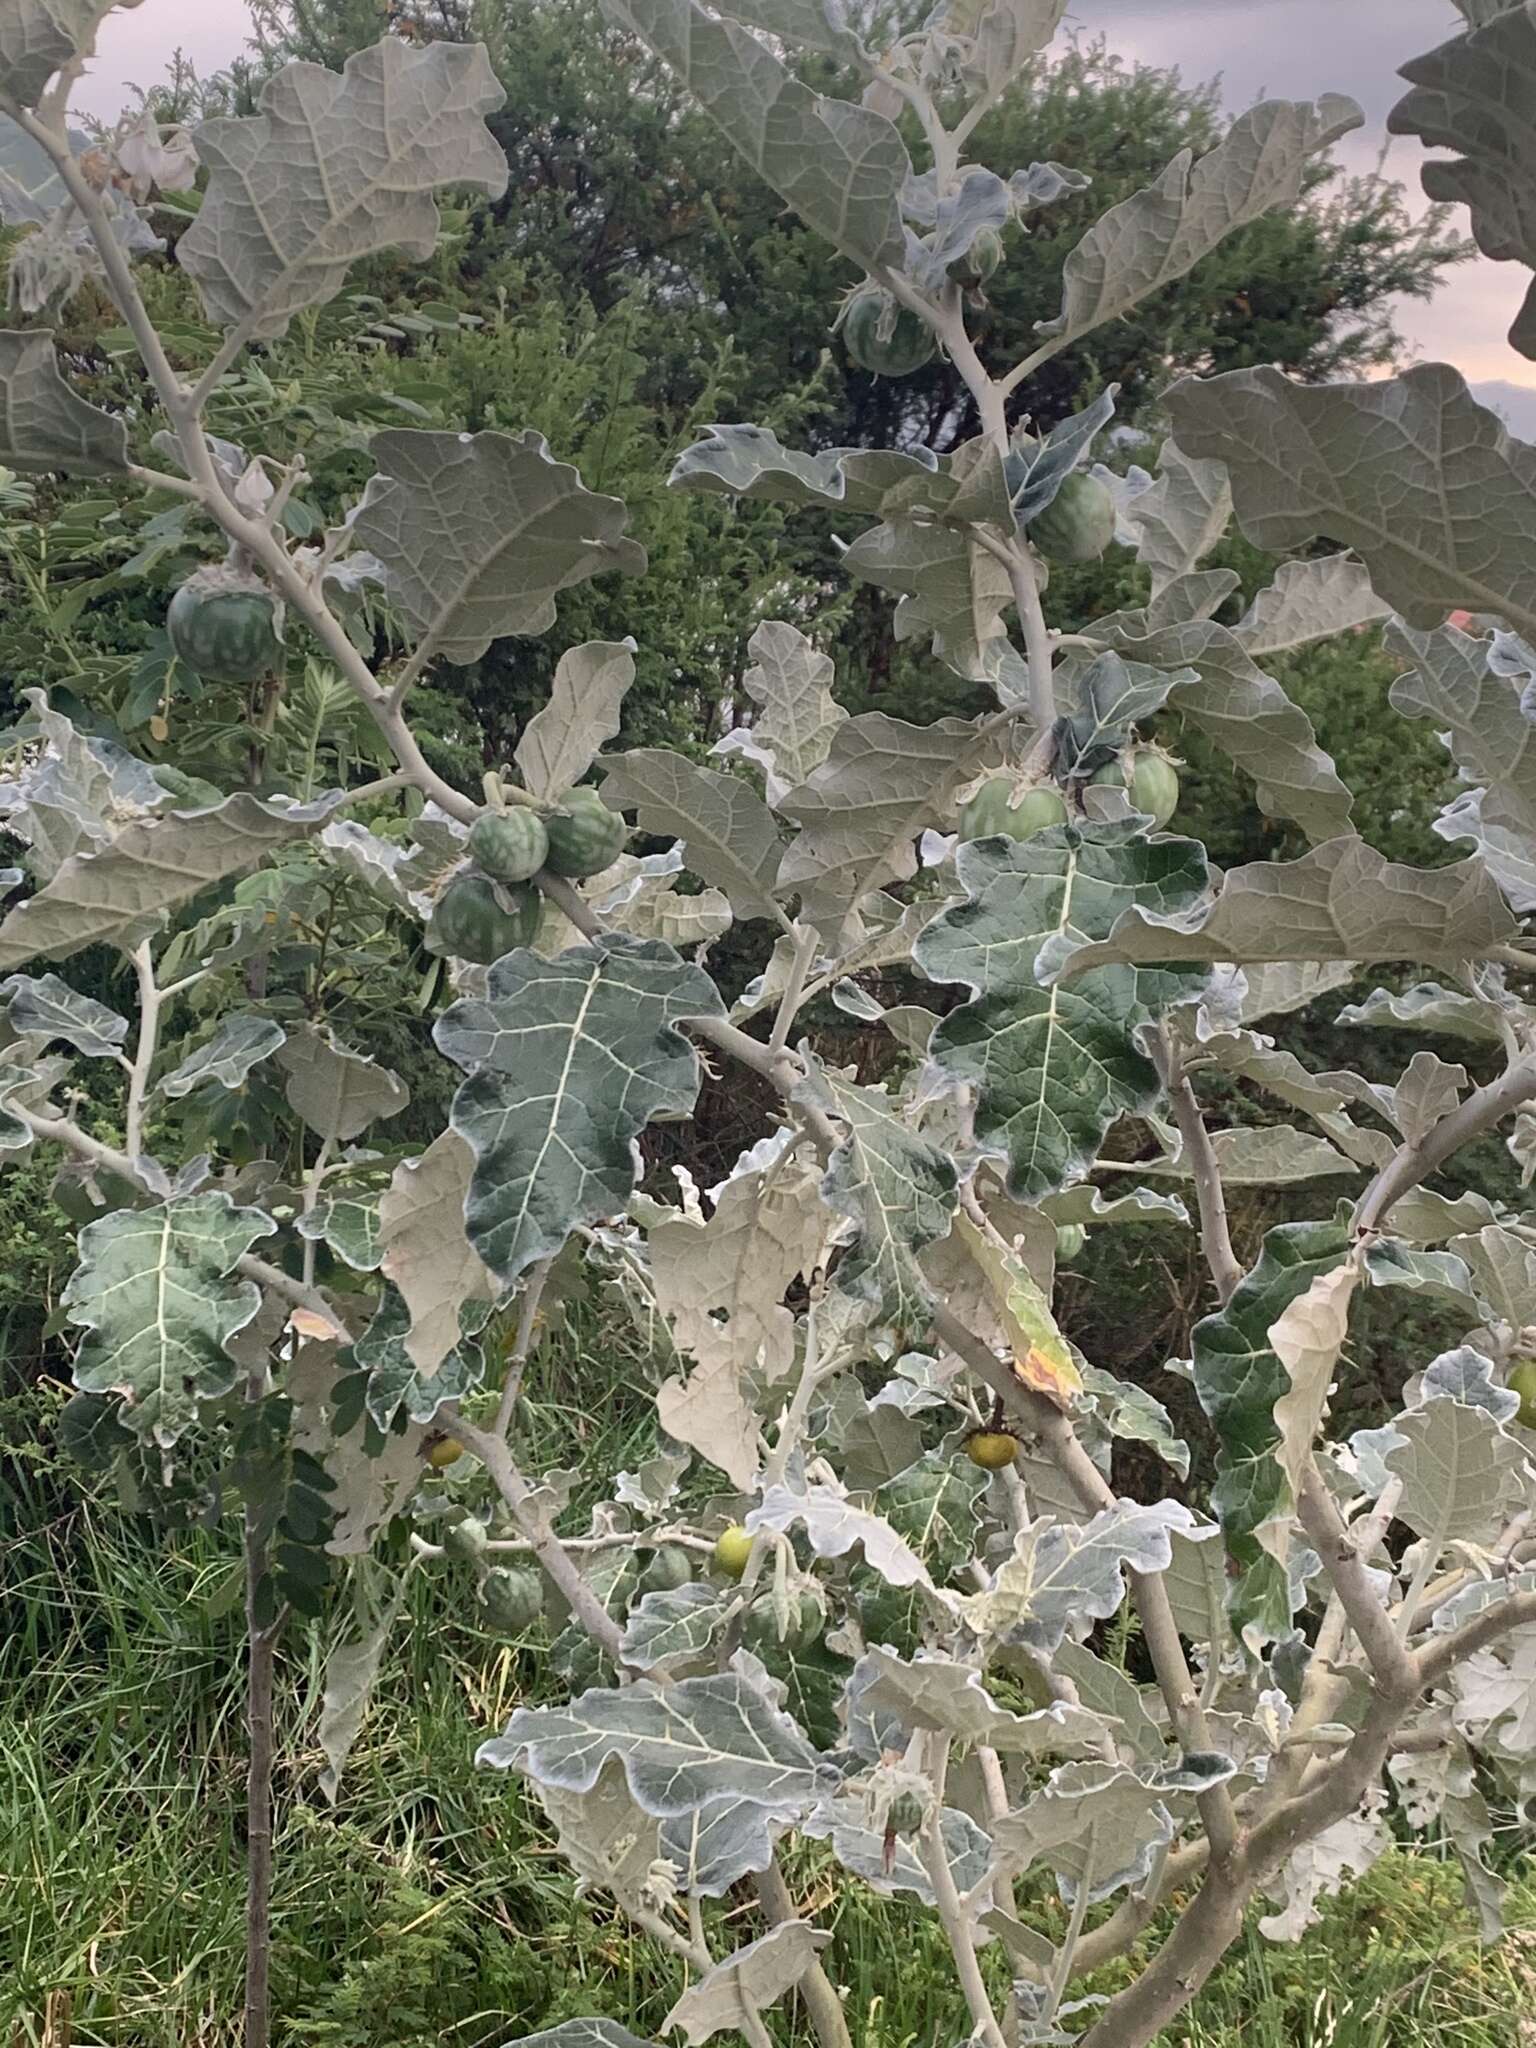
left=158, top=1012, right=285, bottom=1098
left=479, top=1671, right=836, bottom=1816
left=64, top=1194, right=272, bottom=1448
left=354, top=429, right=645, bottom=662
left=179, top=40, right=508, bottom=335
left=515, top=641, right=636, bottom=802
left=437, top=934, right=724, bottom=1285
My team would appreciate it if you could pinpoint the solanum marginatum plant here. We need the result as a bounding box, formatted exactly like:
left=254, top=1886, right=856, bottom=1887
left=7, top=2, right=1536, bottom=2045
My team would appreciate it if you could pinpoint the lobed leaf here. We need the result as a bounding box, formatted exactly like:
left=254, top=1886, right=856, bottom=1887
left=353, top=429, right=645, bottom=663
left=1, top=970, right=126, bottom=1059
left=437, top=934, right=724, bottom=1286
left=599, top=748, right=783, bottom=920
left=601, top=0, right=908, bottom=271
left=798, top=1058, right=957, bottom=1339
left=158, top=1012, right=286, bottom=1099
left=479, top=1671, right=835, bottom=1817
left=1164, top=363, right=1536, bottom=643
left=179, top=40, right=508, bottom=336
left=65, top=1194, right=273, bottom=1448
left=0, top=330, right=127, bottom=473
left=1052, top=836, right=1518, bottom=981
left=278, top=1024, right=409, bottom=1143
left=1191, top=1224, right=1352, bottom=1645
left=915, top=827, right=1210, bottom=1200
left=376, top=1130, right=498, bottom=1380
left=0, top=789, right=347, bottom=972
left=514, top=641, right=636, bottom=802
left=1389, top=3, right=1536, bottom=360
left=664, top=1925, right=831, bottom=2047
left=1040, top=96, right=1361, bottom=348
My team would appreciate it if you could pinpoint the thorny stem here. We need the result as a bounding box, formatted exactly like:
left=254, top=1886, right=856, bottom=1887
left=1353, top=1055, right=1536, bottom=1235
left=123, top=940, right=162, bottom=1160
left=753, top=1860, right=853, bottom=2048
left=1151, top=1025, right=1243, bottom=1303
left=920, top=1734, right=1008, bottom=2048
left=1295, top=1467, right=1416, bottom=1694
left=298, top=1135, right=336, bottom=1291
left=928, top=1301, right=1241, bottom=1869
left=493, top=1257, right=553, bottom=1438
left=880, top=270, right=1057, bottom=735
left=444, top=1411, right=629, bottom=1665
left=767, top=922, right=819, bottom=1058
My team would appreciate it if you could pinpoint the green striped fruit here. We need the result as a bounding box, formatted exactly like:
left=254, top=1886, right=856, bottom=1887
left=743, top=1590, right=825, bottom=1654
left=479, top=1565, right=545, bottom=1632
left=1026, top=472, right=1116, bottom=563
left=167, top=565, right=283, bottom=684
left=949, top=225, right=1003, bottom=288
left=429, top=874, right=540, bottom=964
left=543, top=786, right=627, bottom=876
left=842, top=290, right=937, bottom=377
left=959, top=777, right=1067, bottom=842
left=1091, top=749, right=1180, bottom=828
left=641, top=1544, right=695, bottom=1593
left=469, top=806, right=550, bottom=884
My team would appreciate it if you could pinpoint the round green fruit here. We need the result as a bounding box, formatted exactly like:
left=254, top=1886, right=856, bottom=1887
left=713, top=1524, right=754, bottom=1578
left=543, top=786, right=627, bottom=877
left=443, top=1516, right=490, bottom=1563
left=959, top=776, right=1067, bottom=843
left=468, top=807, right=550, bottom=885
left=429, top=873, right=540, bottom=964
left=1026, top=472, right=1117, bottom=564
left=167, top=565, right=283, bottom=684
left=966, top=1430, right=1019, bottom=1471
left=948, top=225, right=1003, bottom=289
left=479, top=1564, right=545, bottom=1633
left=1090, top=749, right=1180, bottom=829
left=885, top=1790, right=926, bottom=1837
left=427, top=1436, right=465, bottom=1469
left=1055, top=1222, right=1086, bottom=1262
left=744, top=1590, right=824, bottom=1655
left=1509, top=1360, right=1536, bottom=1429
left=641, top=1544, right=695, bottom=1593
left=842, top=290, right=937, bottom=378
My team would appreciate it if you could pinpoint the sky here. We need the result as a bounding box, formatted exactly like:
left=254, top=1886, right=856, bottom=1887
left=70, top=0, right=1536, bottom=422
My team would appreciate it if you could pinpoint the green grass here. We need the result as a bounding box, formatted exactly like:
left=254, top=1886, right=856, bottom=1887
left=3, top=1348, right=1532, bottom=2048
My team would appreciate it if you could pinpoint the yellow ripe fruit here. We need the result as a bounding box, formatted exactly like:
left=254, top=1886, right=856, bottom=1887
left=713, top=1524, right=754, bottom=1578
left=1509, top=1360, right=1536, bottom=1430
left=427, top=1437, right=465, bottom=1469
left=966, top=1430, right=1019, bottom=1471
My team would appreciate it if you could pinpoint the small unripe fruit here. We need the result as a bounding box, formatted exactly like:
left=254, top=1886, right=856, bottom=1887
left=714, top=1524, right=754, bottom=1578
left=959, top=776, right=1067, bottom=844
left=1026, top=471, right=1116, bottom=564
left=641, top=1544, right=695, bottom=1593
left=1510, top=1360, right=1536, bottom=1429
left=842, top=289, right=937, bottom=378
left=479, top=1564, right=545, bottom=1632
left=966, top=1430, right=1019, bottom=1471
left=1092, top=749, right=1180, bottom=829
left=1055, top=1223, right=1086, bottom=1262
left=427, top=1437, right=465, bottom=1469
left=885, top=1789, right=926, bottom=1836
left=948, top=225, right=1003, bottom=288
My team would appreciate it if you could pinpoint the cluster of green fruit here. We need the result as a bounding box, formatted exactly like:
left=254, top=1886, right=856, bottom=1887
left=958, top=749, right=1179, bottom=846
left=429, top=790, right=626, bottom=966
